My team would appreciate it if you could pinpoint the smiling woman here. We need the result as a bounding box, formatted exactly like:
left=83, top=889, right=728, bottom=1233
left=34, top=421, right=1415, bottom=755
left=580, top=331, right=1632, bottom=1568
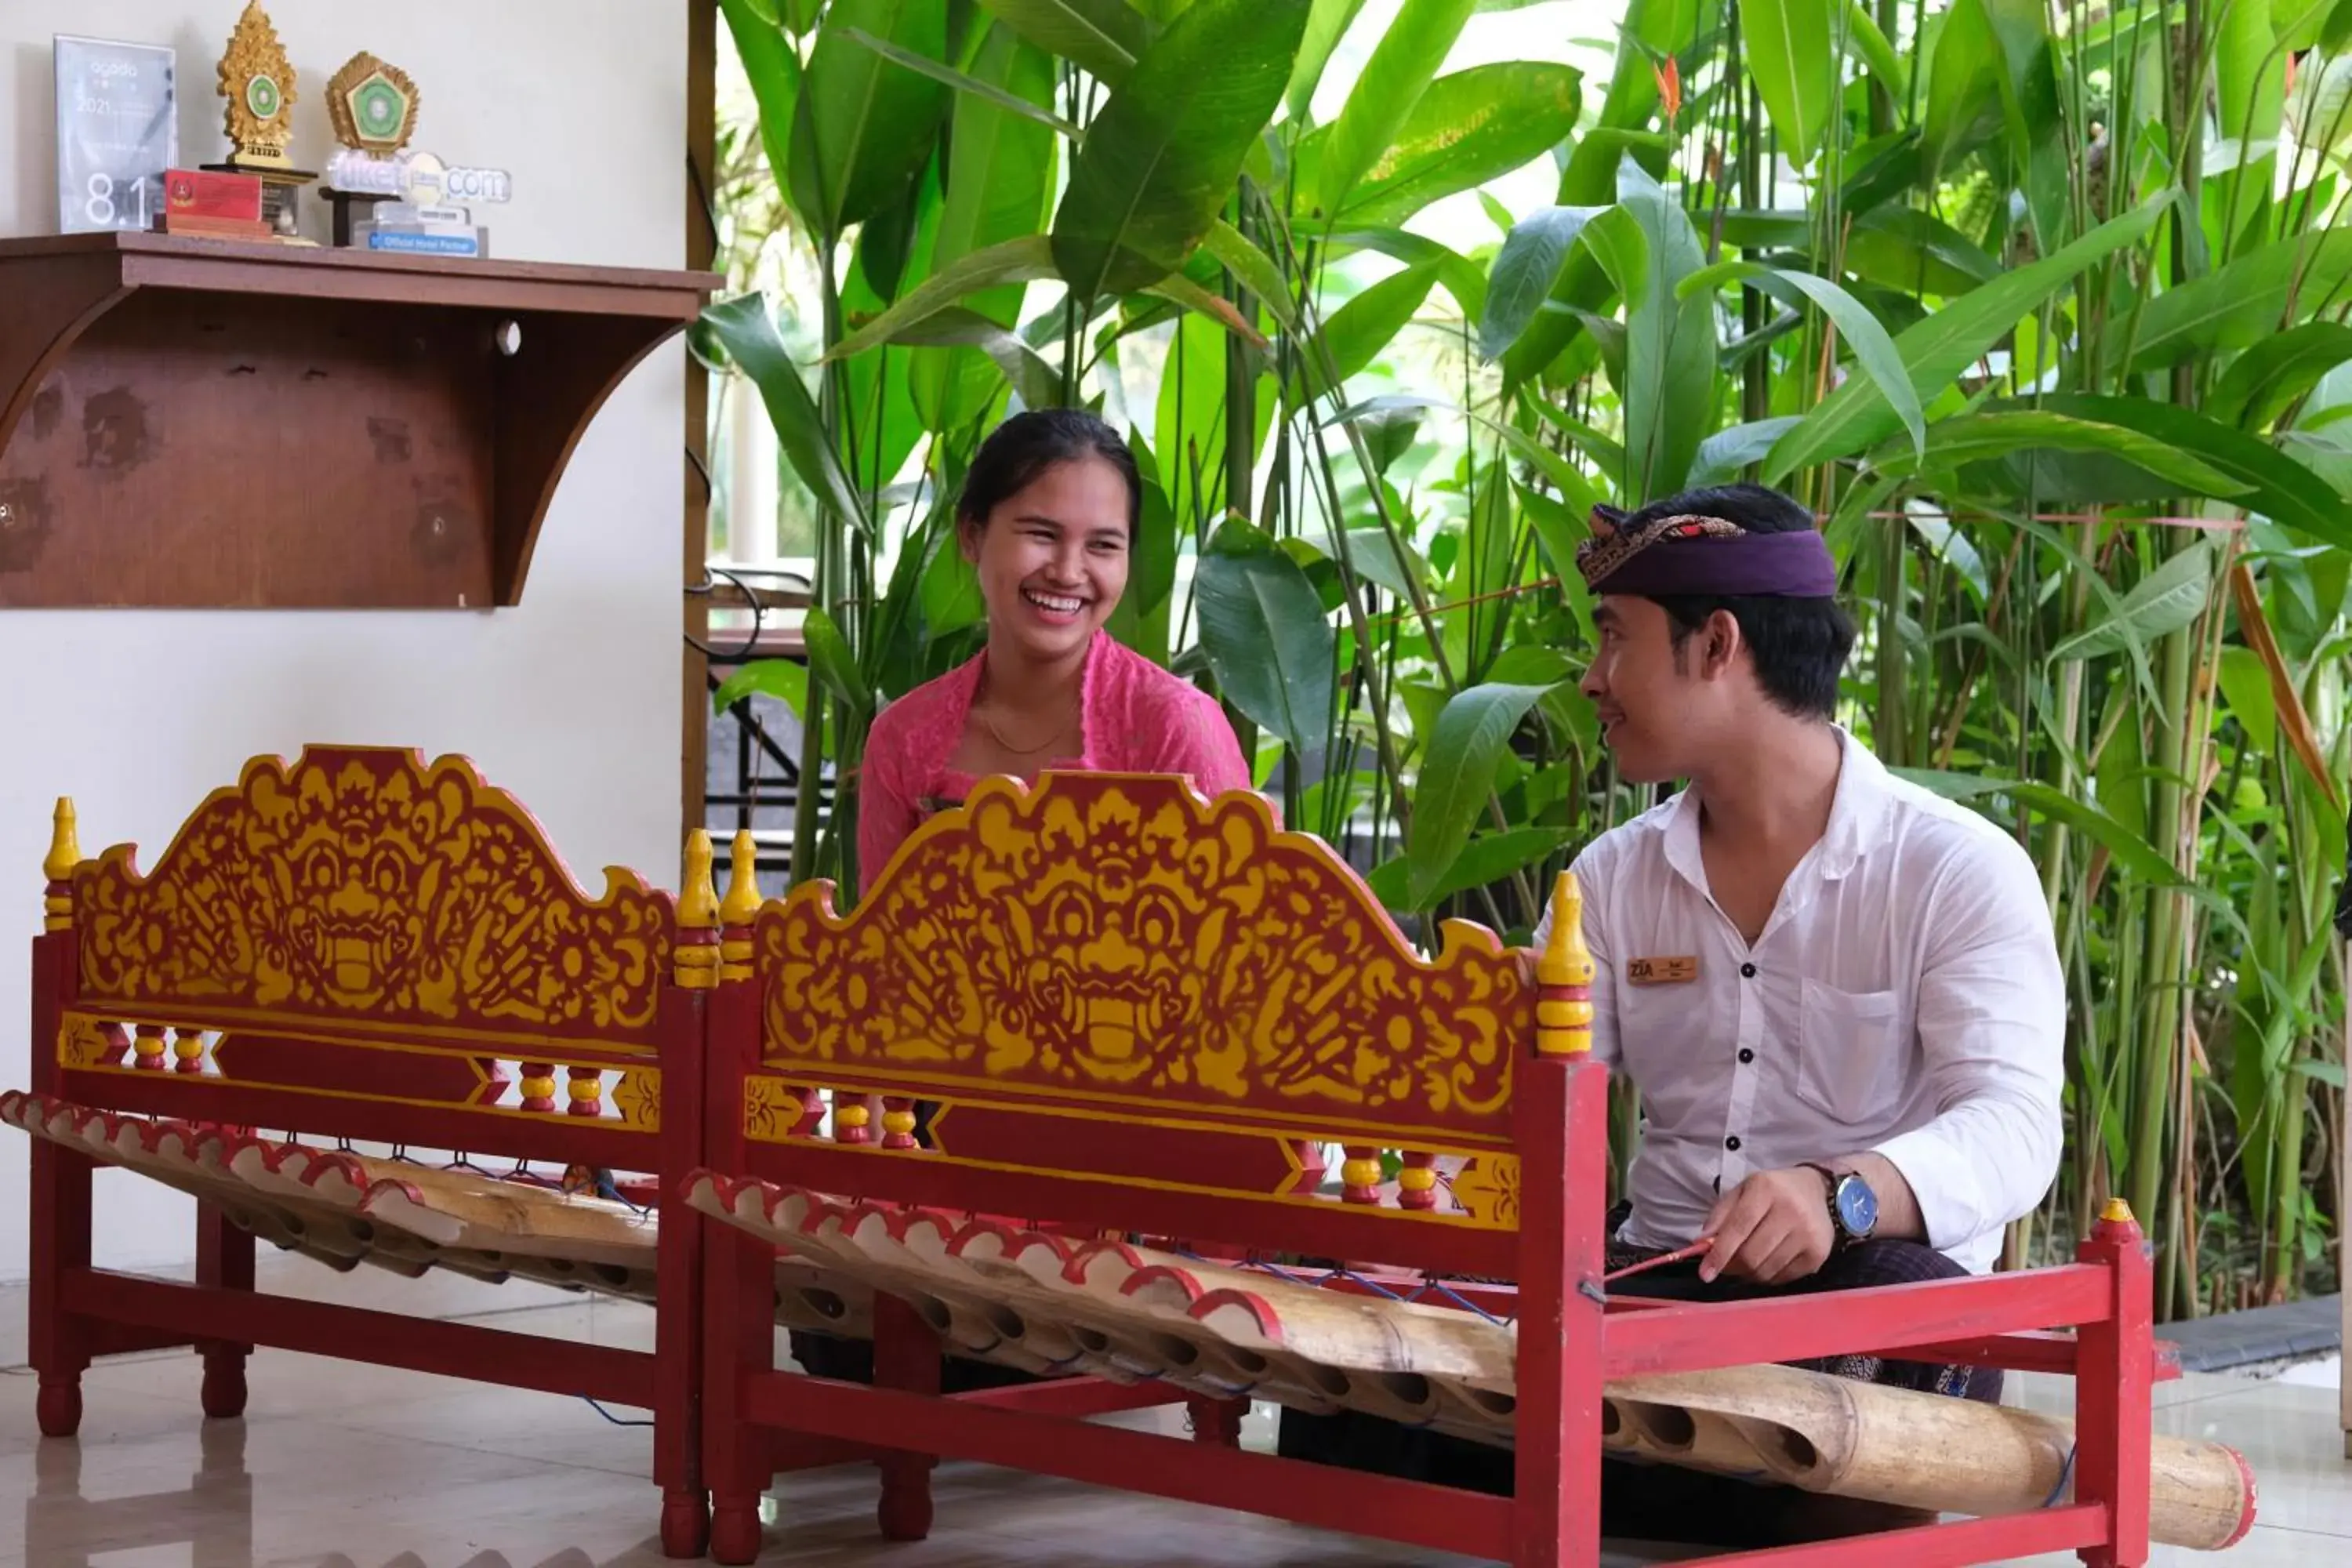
left=855, top=409, right=1255, bottom=886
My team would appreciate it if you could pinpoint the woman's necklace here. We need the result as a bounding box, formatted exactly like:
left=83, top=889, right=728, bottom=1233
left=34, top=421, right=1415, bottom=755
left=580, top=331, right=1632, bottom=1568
left=975, top=669, right=1080, bottom=757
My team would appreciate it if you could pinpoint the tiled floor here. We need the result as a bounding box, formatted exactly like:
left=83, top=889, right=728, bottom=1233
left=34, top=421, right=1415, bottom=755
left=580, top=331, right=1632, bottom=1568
left=0, top=1290, right=2342, bottom=1568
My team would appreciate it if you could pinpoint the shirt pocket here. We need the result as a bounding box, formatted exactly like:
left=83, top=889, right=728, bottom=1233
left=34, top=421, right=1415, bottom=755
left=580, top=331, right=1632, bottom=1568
left=1795, top=978, right=1903, bottom=1124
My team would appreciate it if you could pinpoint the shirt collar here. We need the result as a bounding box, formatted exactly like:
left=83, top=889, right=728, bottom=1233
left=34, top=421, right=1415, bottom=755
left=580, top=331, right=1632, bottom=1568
left=1660, top=725, right=1895, bottom=890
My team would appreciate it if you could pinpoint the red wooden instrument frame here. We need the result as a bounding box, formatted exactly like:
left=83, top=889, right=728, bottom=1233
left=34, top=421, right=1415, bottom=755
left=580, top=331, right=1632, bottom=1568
left=691, top=773, right=2167, bottom=1568
left=20, top=749, right=713, bottom=1559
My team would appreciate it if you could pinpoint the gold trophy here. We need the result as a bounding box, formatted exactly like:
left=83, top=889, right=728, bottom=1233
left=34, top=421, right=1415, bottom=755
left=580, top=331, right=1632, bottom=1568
left=321, top=50, right=422, bottom=245
left=205, top=2, right=314, bottom=236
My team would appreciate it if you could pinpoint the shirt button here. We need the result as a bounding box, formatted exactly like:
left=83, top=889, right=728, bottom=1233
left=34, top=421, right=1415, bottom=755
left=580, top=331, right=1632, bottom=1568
left=1725, top=1135, right=1742, bottom=1151
left=1737, top=1047, right=1755, bottom=1064
left=1740, top=962, right=1757, bottom=978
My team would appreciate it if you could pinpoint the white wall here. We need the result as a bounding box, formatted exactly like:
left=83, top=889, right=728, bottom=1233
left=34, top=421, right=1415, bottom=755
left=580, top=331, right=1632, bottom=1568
left=0, top=1, right=690, bottom=1290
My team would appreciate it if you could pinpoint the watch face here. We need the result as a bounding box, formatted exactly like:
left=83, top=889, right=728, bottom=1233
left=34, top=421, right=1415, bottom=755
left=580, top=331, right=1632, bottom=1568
left=1837, top=1177, right=1878, bottom=1236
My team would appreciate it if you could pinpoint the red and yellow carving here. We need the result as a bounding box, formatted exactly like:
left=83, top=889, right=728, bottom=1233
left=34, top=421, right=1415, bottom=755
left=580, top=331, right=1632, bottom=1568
left=70, top=748, right=675, bottom=1043
left=754, top=774, right=1530, bottom=1146
left=1450, top=1154, right=1521, bottom=1229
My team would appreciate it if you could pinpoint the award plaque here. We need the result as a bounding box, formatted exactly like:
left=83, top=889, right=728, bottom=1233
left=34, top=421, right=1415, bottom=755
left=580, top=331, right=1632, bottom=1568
left=318, top=48, right=507, bottom=255
left=202, top=2, right=314, bottom=237
left=53, top=35, right=177, bottom=235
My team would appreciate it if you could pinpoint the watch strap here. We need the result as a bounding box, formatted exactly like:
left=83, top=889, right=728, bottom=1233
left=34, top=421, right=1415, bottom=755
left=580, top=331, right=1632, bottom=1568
left=1796, top=1162, right=1853, bottom=1245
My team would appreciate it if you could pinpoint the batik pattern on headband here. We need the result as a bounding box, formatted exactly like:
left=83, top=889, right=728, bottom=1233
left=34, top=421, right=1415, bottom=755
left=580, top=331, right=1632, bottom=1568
left=1573, top=513, right=1747, bottom=589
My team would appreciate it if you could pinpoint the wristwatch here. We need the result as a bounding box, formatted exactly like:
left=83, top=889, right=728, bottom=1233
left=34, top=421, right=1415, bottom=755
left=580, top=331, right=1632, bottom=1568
left=1798, top=1162, right=1878, bottom=1249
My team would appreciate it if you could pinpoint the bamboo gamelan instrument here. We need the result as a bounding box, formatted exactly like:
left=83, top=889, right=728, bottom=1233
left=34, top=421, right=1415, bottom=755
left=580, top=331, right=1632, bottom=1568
left=2, top=1091, right=2255, bottom=1551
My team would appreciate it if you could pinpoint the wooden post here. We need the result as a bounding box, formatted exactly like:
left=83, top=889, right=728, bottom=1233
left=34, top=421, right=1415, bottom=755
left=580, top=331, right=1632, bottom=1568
left=1515, top=871, right=1604, bottom=1568
left=31, top=802, right=92, bottom=1436
left=2074, top=1199, right=2154, bottom=1568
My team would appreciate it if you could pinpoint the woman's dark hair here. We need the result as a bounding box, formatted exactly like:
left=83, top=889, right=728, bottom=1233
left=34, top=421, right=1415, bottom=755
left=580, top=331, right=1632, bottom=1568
left=956, top=408, right=1142, bottom=538
left=1601, top=482, right=1855, bottom=721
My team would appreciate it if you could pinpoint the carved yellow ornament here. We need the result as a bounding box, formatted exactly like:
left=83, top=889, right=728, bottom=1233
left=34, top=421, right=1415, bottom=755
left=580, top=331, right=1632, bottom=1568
left=71, top=749, right=673, bottom=1040
left=612, top=1069, right=661, bottom=1132
left=1536, top=871, right=1596, bottom=1057
left=1449, top=1154, right=1521, bottom=1229
left=43, top=797, right=79, bottom=934
left=754, top=774, right=1531, bottom=1145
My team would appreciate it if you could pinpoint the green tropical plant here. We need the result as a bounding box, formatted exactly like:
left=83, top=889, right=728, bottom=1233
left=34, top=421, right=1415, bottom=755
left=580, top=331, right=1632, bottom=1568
left=704, top=0, right=2350, bottom=1318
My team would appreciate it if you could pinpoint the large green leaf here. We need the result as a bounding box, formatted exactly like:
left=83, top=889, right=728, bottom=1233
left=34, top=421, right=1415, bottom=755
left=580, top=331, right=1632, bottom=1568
left=1738, top=0, right=1839, bottom=168
left=1194, top=532, right=1336, bottom=751
left=977, top=0, right=1155, bottom=82
left=1291, top=263, right=1437, bottom=407
left=1869, top=411, right=2250, bottom=499
left=2206, top=322, right=2352, bottom=430
left=1980, top=0, right=2069, bottom=254
left=1691, top=416, right=1801, bottom=485
left=712, top=658, right=809, bottom=718
left=829, top=235, right=1062, bottom=359
left=1287, top=0, right=1373, bottom=120
left=804, top=605, right=876, bottom=720
left=1159, top=309, right=1234, bottom=532
left=1763, top=196, right=2169, bottom=481
left=2111, top=229, right=2352, bottom=371
left=1330, top=228, right=1487, bottom=319
left=1920, top=0, right=2004, bottom=176
left=2045, top=540, right=2217, bottom=665
left=788, top=0, right=953, bottom=237
left=891, top=307, right=1062, bottom=410
left=1584, top=158, right=1716, bottom=499
left=1305, top=63, right=1582, bottom=230
left=843, top=25, right=1083, bottom=139
left=1202, top=220, right=1299, bottom=332
left=2034, top=394, right=2352, bottom=549
left=1406, top=684, right=1551, bottom=908
left=702, top=293, right=870, bottom=535
left=1050, top=0, right=1310, bottom=303
left=720, top=0, right=803, bottom=189
left=1312, top=0, right=1479, bottom=216
left=1494, top=129, right=1671, bottom=391
left=1480, top=205, right=1603, bottom=361
left=1682, top=260, right=1923, bottom=458
left=912, top=24, right=1059, bottom=431
left=1368, top=826, right=1571, bottom=914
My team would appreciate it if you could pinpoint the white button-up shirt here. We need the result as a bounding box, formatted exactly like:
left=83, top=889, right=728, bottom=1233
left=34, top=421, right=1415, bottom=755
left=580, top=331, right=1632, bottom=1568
left=1533, top=728, right=2064, bottom=1274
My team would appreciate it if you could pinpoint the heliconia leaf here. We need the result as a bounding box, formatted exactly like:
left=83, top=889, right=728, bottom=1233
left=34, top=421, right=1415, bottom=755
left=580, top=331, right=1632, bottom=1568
left=1681, top=259, right=1923, bottom=458
left=1893, top=768, right=2187, bottom=885
left=1194, top=538, right=1335, bottom=751
left=1291, top=263, right=1436, bottom=407
left=2205, top=322, right=2352, bottom=430
left=2045, top=540, right=2217, bottom=666
left=976, top=0, right=1155, bottom=83
left=1738, top=0, right=1840, bottom=167
left=712, top=658, right=809, bottom=718
left=1368, top=826, right=1572, bottom=914
left=787, top=0, right=953, bottom=237
left=2228, top=561, right=2345, bottom=812
left=1407, top=684, right=1552, bottom=908
left=2034, top=394, right=2352, bottom=550
left=720, top=0, right=803, bottom=192
left=1584, top=157, right=1716, bottom=499
left=1763, top=196, right=2167, bottom=481
left=1051, top=0, right=1309, bottom=303
left=1870, top=411, right=2249, bottom=500
left=702, top=293, right=871, bottom=535
left=2111, top=228, right=2352, bottom=371
left=1312, top=0, right=1479, bottom=217
left=1202, top=220, right=1299, bottom=331
left=1287, top=0, right=1373, bottom=121
left=1481, top=205, right=1604, bottom=361
left=828, top=235, right=1062, bottom=360
left=843, top=26, right=1084, bottom=138
left=1304, top=63, right=1582, bottom=230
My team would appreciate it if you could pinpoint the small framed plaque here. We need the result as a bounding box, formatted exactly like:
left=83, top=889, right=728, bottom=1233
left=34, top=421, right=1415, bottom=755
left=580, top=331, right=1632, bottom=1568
left=54, top=34, right=178, bottom=235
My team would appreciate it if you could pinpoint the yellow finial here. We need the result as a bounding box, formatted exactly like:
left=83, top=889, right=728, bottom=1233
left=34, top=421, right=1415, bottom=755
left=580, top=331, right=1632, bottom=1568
left=1535, top=871, right=1595, bottom=1057
left=674, top=829, right=721, bottom=989
left=42, top=798, right=80, bottom=933
left=2100, top=1197, right=2134, bottom=1226
left=681, top=830, right=719, bottom=929
left=720, top=830, right=761, bottom=927
left=44, top=799, right=79, bottom=882
left=719, top=831, right=761, bottom=982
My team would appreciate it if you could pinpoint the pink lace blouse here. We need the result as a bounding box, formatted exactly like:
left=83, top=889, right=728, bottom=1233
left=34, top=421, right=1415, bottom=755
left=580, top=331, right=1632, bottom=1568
left=858, top=632, right=1254, bottom=881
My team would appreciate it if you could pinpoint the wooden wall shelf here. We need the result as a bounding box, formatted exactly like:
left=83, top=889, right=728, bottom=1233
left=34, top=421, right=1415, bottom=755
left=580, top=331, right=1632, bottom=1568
left=0, top=233, right=719, bottom=609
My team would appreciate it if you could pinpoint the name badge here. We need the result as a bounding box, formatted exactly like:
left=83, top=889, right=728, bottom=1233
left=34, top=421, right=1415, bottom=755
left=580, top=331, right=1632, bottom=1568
left=1626, top=956, right=1699, bottom=985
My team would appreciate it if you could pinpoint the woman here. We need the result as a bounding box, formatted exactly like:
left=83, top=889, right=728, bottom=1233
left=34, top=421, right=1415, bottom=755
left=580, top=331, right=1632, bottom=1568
left=798, top=408, right=1251, bottom=1390
left=858, top=407, right=1251, bottom=880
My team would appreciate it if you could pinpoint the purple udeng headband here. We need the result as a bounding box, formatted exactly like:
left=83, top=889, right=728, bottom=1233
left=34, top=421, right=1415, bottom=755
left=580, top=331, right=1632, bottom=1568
left=1575, top=512, right=1838, bottom=597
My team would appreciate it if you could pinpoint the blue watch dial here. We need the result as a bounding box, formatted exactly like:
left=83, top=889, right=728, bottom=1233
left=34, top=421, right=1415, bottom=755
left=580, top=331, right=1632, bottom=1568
left=1835, top=1175, right=1878, bottom=1237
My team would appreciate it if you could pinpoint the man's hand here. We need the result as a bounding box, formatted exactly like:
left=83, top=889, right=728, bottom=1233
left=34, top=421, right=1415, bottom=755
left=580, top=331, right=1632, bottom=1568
left=1697, top=1167, right=1835, bottom=1286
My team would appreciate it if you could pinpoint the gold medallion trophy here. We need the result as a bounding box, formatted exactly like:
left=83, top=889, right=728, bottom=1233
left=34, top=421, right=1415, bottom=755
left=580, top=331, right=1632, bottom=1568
left=321, top=50, right=421, bottom=246
left=203, top=2, right=315, bottom=238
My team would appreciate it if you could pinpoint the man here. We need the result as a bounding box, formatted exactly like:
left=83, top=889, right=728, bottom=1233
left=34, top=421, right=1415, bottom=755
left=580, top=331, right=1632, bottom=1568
left=1280, top=482, right=2066, bottom=1544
